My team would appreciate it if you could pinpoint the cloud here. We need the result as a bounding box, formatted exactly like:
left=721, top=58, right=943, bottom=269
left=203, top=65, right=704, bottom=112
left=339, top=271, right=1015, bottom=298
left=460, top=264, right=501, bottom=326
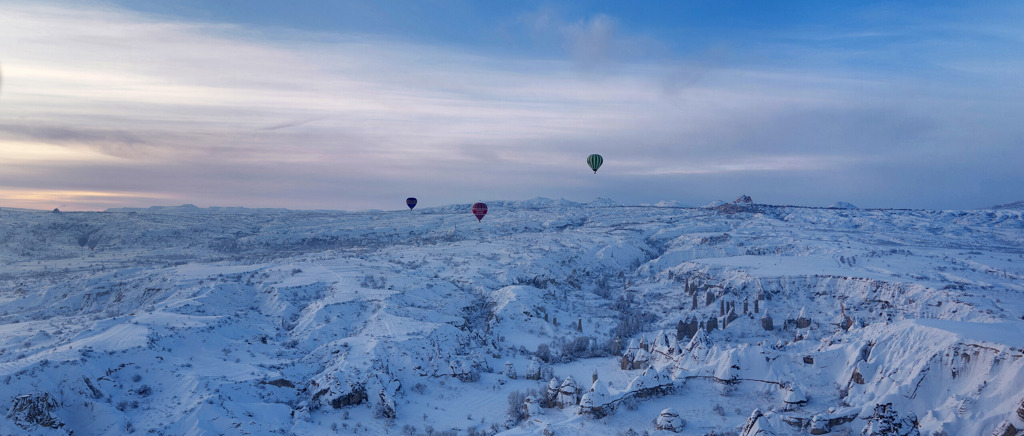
left=561, top=14, right=617, bottom=70
left=0, top=2, right=1021, bottom=210
left=520, top=9, right=667, bottom=73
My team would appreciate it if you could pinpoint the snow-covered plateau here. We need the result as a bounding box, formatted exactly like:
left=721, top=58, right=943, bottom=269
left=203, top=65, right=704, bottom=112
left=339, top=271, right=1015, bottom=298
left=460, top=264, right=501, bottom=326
left=1, top=198, right=1022, bottom=435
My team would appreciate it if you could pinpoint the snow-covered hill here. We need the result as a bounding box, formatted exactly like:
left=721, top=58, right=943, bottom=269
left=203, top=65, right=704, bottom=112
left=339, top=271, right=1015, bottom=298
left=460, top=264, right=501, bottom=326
left=828, top=201, right=859, bottom=209
left=1, top=201, right=1022, bottom=435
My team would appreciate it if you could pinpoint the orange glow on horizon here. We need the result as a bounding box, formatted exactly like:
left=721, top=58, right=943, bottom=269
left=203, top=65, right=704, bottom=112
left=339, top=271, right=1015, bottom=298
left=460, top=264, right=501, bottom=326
left=0, top=188, right=175, bottom=211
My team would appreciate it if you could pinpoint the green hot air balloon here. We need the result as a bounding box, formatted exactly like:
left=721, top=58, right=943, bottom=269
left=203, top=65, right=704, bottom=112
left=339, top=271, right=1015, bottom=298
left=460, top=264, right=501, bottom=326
left=587, top=154, right=604, bottom=174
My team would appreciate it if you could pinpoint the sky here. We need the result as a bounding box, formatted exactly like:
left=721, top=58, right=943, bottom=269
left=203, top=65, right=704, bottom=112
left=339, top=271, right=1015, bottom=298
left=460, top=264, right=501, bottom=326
left=1, top=1, right=1022, bottom=211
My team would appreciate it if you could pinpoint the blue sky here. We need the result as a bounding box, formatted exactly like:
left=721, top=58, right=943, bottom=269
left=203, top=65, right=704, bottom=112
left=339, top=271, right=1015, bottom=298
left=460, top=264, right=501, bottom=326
left=1, top=1, right=1022, bottom=210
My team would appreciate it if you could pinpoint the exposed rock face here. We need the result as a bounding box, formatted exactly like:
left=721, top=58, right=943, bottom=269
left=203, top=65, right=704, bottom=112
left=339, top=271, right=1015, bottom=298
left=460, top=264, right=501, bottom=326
left=706, top=315, right=718, bottom=333
left=992, top=396, right=1024, bottom=436
left=263, top=378, right=295, bottom=388
left=504, top=360, right=517, bottom=379
left=329, top=385, right=367, bottom=408
left=809, top=408, right=859, bottom=435
left=782, top=385, right=808, bottom=411
left=652, top=330, right=673, bottom=357
left=810, top=414, right=830, bottom=435
left=525, top=357, right=542, bottom=380
left=83, top=376, right=104, bottom=399
left=740, top=408, right=778, bottom=436
left=374, top=388, right=396, bottom=419
left=796, top=307, right=812, bottom=329
left=625, top=338, right=639, bottom=356
left=851, top=366, right=866, bottom=384
left=710, top=195, right=755, bottom=213
left=7, top=392, right=66, bottom=432
left=632, top=348, right=651, bottom=370
left=450, top=358, right=479, bottom=382
left=626, top=366, right=673, bottom=399
left=656, top=408, right=684, bottom=432
left=677, top=316, right=700, bottom=341
left=556, top=376, right=581, bottom=408
left=860, top=403, right=919, bottom=436
left=991, top=421, right=1020, bottom=436
left=725, top=309, right=740, bottom=327
left=547, top=378, right=560, bottom=406
left=684, top=327, right=712, bottom=364
left=524, top=395, right=541, bottom=418
left=741, top=408, right=765, bottom=435
left=576, top=379, right=611, bottom=418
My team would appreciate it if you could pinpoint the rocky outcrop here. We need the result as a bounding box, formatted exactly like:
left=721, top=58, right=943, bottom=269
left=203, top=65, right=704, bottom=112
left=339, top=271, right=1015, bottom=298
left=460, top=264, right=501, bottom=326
left=577, top=366, right=676, bottom=419
left=632, top=347, right=651, bottom=370
left=262, top=378, right=295, bottom=388
left=712, top=195, right=755, bottom=213
left=524, top=395, right=541, bottom=419
left=860, top=403, right=919, bottom=436
left=991, top=396, right=1024, bottom=436
left=684, top=328, right=712, bottom=364
left=7, top=392, right=66, bottom=432
left=795, top=307, right=812, bottom=329
left=525, top=357, right=542, bottom=380
left=807, top=408, right=859, bottom=435
left=851, top=365, right=866, bottom=385
left=556, top=376, right=581, bottom=408
left=782, top=385, right=808, bottom=410
left=319, top=383, right=366, bottom=409
left=547, top=377, right=559, bottom=406
left=577, top=379, right=611, bottom=418
left=503, top=361, right=517, bottom=379
left=374, top=388, right=396, bottom=419
left=622, top=338, right=641, bottom=369
left=991, top=421, right=1021, bottom=436
left=740, top=408, right=778, bottom=436
left=652, top=330, right=673, bottom=357
left=626, top=366, right=673, bottom=398
left=655, top=408, right=684, bottom=432
left=677, top=316, right=700, bottom=341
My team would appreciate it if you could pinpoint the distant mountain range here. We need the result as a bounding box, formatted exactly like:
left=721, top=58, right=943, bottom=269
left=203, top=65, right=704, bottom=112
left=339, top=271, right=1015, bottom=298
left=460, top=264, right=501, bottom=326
left=990, top=200, right=1024, bottom=210
left=105, top=204, right=292, bottom=214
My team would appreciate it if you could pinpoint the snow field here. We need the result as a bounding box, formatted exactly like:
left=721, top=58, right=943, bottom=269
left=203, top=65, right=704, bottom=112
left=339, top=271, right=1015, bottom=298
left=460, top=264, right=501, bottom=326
left=0, top=200, right=1022, bottom=434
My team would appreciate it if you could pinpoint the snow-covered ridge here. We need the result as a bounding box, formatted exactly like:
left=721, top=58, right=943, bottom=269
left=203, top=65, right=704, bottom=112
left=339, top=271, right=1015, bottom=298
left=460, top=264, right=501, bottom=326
left=1, top=201, right=1022, bottom=435
left=990, top=200, right=1024, bottom=210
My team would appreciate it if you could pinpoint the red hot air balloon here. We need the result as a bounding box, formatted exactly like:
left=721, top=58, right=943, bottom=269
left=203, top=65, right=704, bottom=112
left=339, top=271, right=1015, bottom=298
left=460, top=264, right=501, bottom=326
left=471, top=202, right=488, bottom=222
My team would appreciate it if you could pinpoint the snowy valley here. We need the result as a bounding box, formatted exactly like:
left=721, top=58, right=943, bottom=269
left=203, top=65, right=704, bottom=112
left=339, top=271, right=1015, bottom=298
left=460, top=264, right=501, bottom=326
left=1, top=198, right=1023, bottom=435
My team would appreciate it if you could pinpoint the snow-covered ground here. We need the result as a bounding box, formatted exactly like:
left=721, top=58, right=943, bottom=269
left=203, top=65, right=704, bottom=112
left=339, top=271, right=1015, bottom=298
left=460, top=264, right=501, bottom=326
left=1, top=198, right=1022, bottom=435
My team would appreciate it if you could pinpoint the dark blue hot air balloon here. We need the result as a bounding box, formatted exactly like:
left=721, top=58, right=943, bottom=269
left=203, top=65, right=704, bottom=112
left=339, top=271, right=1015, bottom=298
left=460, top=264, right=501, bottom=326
left=406, top=197, right=417, bottom=210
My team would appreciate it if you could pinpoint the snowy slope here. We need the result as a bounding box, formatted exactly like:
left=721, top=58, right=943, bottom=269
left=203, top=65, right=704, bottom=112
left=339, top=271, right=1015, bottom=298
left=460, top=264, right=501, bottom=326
left=0, top=201, right=1022, bottom=435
